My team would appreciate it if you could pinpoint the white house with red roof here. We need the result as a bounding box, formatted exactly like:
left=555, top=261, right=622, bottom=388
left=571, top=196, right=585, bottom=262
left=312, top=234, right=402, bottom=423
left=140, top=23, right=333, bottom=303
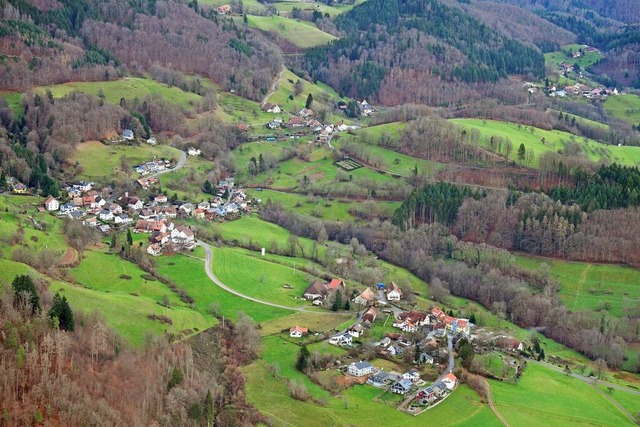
left=289, top=326, right=308, bottom=338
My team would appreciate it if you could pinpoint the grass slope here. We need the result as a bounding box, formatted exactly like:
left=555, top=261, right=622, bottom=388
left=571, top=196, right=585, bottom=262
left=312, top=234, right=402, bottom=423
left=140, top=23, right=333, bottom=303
left=73, top=140, right=181, bottom=179
left=247, top=15, right=337, bottom=48
left=491, top=363, right=634, bottom=427
left=604, top=94, right=640, bottom=126
left=35, top=77, right=202, bottom=110
left=0, top=91, right=23, bottom=116
left=514, top=254, right=640, bottom=318
left=452, top=118, right=640, bottom=167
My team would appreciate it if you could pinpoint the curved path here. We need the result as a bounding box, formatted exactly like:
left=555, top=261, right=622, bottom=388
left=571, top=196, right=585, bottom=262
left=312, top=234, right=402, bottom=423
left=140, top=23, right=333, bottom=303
left=486, top=384, right=511, bottom=427
left=198, top=240, right=337, bottom=314
left=150, top=149, right=187, bottom=179
left=261, top=65, right=286, bottom=106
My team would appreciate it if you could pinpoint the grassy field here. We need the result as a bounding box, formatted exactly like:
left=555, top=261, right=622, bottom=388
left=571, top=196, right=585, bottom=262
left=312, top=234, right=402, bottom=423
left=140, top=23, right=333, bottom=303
left=491, top=363, right=634, bottom=427
left=249, top=189, right=399, bottom=221
left=514, top=254, right=640, bottom=318
left=544, top=44, right=603, bottom=71
left=210, top=246, right=323, bottom=307
left=247, top=15, right=337, bottom=48
left=35, top=77, right=202, bottom=110
left=451, top=119, right=640, bottom=167
left=72, top=140, right=181, bottom=179
left=604, top=94, right=640, bottom=126
left=155, top=253, right=291, bottom=323
left=0, top=90, right=23, bottom=116
left=333, top=134, right=444, bottom=177
left=267, top=0, right=364, bottom=17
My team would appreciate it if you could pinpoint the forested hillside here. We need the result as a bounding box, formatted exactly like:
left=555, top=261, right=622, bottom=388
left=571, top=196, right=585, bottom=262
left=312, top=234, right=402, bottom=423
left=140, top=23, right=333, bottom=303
left=0, top=0, right=282, bottom=98
left=300, top=0, right=545, bottom=105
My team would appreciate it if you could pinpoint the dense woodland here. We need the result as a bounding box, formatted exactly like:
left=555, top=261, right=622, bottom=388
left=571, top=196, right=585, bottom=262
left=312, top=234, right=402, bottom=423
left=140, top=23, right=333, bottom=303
left=300, top=0, right=545, bottom=105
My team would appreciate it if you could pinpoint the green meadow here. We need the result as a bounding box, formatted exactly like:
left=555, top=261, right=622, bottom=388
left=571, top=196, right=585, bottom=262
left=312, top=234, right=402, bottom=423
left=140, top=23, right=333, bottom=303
left=247, top=15, right=337, bottom=48
left=0, top=91, right=23, bottom=116
left=548, top=109, right=609, bottom=129
left=155, top=253, right=291, bottom=323
left=268, top=0, right=363, bottom=17
left=451, top=118, right=640, bottom=167
left=210, top=246, right=320, bottom=307
left=514, top=254, right=640, bottom=318
left=604, top=94, right=640, bottom=126
left=267, top=69, right=342, bottom=118
left=72, top=140, right=181, bottom=179
left=35, top=77, right=202, bottom=110
left=491, top=363, right=635, bottom=427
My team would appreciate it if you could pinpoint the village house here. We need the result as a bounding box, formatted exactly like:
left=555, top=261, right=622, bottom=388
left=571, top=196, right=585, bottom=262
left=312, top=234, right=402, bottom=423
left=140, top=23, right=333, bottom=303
left=386, top=281, right=403, bottom=301
left=391, top=378, right=413, bottom=395
left=327, top=278, right=345, bottom=292
left=187, top=147, right=201, bottom=156
left=353, top=287, right=375, bottom=306
left=303, top=281, right=328, bottom=301
left=441, top=373, right=457, bottom=390
left=171, top=225, right=195, bottom=249
left=98, top=209, right=113, bottom=222
left=154, top=195, right=168, bottom=205
left=367, top=371, right=393, bottom=387
left=12, top=182, right=28, bottom=194
left=114, top=214, right=132, bottom=225
left=122, top=129, right=134, bottom=140
left=83, top=216, right=98, bottom=227
left=329, top=333, right=353, bottom=346
left=216, top=4, right=231, bottom=14
left=59, top=203, right=78, bottom=215
left=348, top=324, right=364, bottom=338
left=362, top=306, right=377, bottom=323
left=358, top=100, right=373, bottom=116
left=347, top=361, right=374, bottom=377
left=261, top=103, right=281, bottom=113
left=147, top=243, right=162, bottom=257
left=128, top=197, right=144, bottom=211
left=193, top=208, right=205, bottom=220
left=287, top=117, right=305, bottom=128
left=43, top=195, right=59, bottom=211
left=289, top=326, right=308, bottom=338
left=402, top=369, right=421, bottom=382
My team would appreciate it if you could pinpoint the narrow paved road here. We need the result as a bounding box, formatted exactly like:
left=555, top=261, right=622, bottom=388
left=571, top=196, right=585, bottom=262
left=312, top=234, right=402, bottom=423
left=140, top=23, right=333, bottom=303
left=588, top=383, right=638, bottom=424
left=151, top=149, right=186, bottom=179
left=198, top=240, right=341, bottom=315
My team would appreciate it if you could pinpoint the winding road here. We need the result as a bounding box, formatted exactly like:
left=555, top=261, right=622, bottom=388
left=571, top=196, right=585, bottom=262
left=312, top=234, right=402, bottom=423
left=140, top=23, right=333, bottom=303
left=151, top=149, right=187, bottom=179
left=198, top=240, right=339, bottom=314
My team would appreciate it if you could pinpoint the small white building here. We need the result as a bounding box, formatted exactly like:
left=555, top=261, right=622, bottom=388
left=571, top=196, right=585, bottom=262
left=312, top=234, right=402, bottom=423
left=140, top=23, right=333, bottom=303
left=43, top=195, right=59, bottom=211
left=289, top=326, right=308, bottom=338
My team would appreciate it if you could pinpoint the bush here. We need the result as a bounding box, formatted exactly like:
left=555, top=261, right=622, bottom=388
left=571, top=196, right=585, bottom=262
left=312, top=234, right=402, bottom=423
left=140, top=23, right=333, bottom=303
left=120, top=274, right=132, bottom=280
left=140, top=274, right=157, bottom=281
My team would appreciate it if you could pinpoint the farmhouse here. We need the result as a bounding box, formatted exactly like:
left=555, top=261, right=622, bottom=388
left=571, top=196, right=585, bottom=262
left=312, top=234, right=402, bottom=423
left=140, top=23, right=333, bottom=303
left=147, top=243, right=162, bottom=256
left=12, top=182, right=28, bottom=194
left=43, top=195, right=59, bottom=211
left=122, top=129, right=134, bottom=140
left=187, top=147, right=201, bottom=156
left=348, top=324, right=364, bottom=338
left=216, top=4, right=232, bottom=14
left=261, top=103, right=281, bottom=113
left=347, top=361, right=374, bottom=377
left=327, top=278, right=345, bottom=291
left=353, top=287, right=375, bottom=306
left=303, top=281, right=328, bottom=301
left=289, top=326, right=308, bottom=338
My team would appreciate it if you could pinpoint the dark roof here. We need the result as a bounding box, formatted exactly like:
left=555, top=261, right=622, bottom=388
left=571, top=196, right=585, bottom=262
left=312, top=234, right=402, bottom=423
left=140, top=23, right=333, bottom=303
left=304, top=281, right=328, bottom=297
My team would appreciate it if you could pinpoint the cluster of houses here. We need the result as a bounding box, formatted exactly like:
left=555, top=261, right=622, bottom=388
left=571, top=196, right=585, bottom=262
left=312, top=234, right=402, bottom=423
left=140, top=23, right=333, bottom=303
left=342, top=359, right=458, bottom=408
left=302, top=278, right=346, bottom=306
left=392, top=307, right=470, bottom=335
left=547, top=82, right=619, bottom=100
left=136, top=219, right=196, bottom=256
left=134, top=159, right=172, bottom=176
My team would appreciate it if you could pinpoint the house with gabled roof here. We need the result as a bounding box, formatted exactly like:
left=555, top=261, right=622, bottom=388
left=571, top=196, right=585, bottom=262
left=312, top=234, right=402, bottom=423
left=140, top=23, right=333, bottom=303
left=353, top=287, right=375, bottom=306
left=289, top=326, right=308, bottom=338
left=391, top=378, right=413, bottom=395
left=328, top=278, right=345, bottom=291
left=303, top=281, right=328, bottom=301
left=386, top=281, right=403, bottom=301
left=362, top=306, right=377, bottom=323
left=43, top=195, right=59, bottom=211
